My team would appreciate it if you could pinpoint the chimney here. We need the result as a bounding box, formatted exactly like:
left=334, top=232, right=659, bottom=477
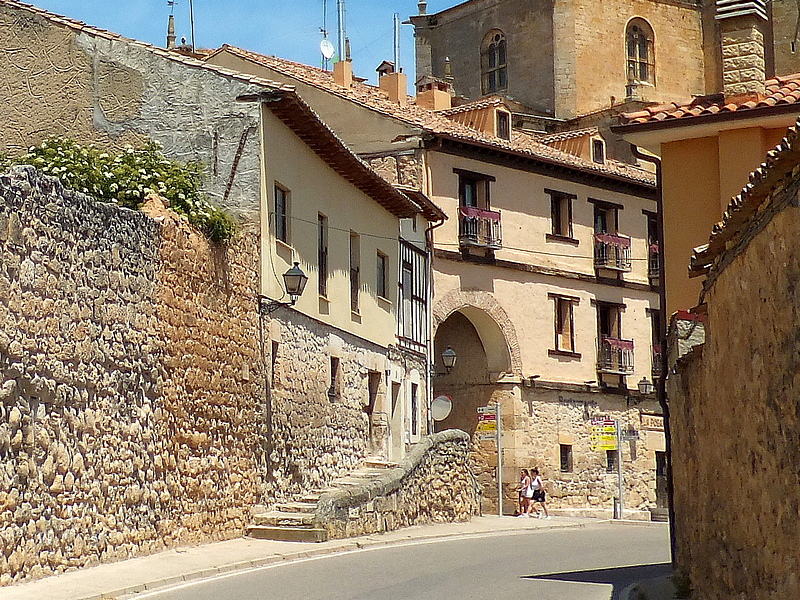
left=166, top=14, right=176, bottom=49
left=716, top=0, right=768, bottom=97
left=333, top=59, right=354, bottom=88
left=379, top=70, right=408, bottom=106
left=417, top=86, right=452, bottom=110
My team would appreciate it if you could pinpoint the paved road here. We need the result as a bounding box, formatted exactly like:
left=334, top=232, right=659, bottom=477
left=131, top=522, right=670, bottom=600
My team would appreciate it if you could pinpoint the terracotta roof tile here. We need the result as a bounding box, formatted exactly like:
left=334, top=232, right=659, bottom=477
left=620, top=74, right=800, bottom=126
left=210, top=45, right=656, bottom=188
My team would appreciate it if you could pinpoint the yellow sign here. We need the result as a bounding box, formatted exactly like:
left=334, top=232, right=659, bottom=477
left=590, top=420, right=617, bottom=451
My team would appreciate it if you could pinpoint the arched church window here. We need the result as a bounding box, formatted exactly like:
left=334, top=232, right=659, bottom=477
left=481, top=30, right=507, bottom=94
left=626, top=19, right=655, bottom=84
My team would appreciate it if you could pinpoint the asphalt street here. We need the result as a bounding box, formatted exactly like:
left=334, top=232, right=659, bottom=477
left=128, top=522, right=671, bottom=600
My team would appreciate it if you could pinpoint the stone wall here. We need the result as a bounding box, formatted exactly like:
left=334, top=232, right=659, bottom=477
left=670, top=174, right=800, bottom=599
left=0, top=3, right=265, bottom=223
left=315, top=430, right=478, bottom=538
left=0, top=166, right=268, bottom=584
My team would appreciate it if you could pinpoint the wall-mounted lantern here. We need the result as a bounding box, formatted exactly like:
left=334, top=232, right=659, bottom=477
left=260, top=262, right=308, bottom=314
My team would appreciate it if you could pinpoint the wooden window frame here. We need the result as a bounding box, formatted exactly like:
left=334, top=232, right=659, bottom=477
left=548, top=293, right=581, bottom=359
left=274, top=183, right=290, bottom=244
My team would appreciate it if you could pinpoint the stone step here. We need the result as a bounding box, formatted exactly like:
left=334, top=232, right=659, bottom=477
left=363, top=459, right=397, bottom=469
left=649, top=507, right=670, bottom=522
left=299, top=493, right=322, bottom=504
left=246, top=525, right=328, bottom=543
left=252, top=511, right=316, bottom=527
left=275, top=501, right=317, bottom=514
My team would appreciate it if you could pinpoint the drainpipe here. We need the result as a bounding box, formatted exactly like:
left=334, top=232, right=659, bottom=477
left=630, top=144, right=677, bottom=569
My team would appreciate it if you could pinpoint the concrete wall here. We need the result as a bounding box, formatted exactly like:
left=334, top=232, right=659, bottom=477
left=670, top=174, right=800, bottom=599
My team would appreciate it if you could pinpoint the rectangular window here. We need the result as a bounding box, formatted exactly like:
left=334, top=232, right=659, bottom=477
left=455, top=169, right=495, bottom=209
left=560, top=444, right=573, bottom=473
left=597, top=303, right=621, bottom=339
left=592, top=139, right=606, bottom=164
left=594, top=204, right=617, bottom=235
left=328, top=357, right=340, bottom=402
left=274, top=184, right=290, bottom=243
left=497, top=111, right=511, bottom=140
left=548, top=191, right=574, bottom=239
left=411, top=383, right=419, bottom=437
left=350, top=232, right=360, bottom=313
left=555, top=297, right=575, bottom=352
left=377, top=251, right=389, bottom=300
left=318, top=214, right=328, bottom=297
left=606, top=449, right=618, bottom=473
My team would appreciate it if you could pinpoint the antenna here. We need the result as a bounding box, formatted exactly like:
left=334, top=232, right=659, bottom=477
left=189, top=0, right=196, bottom=52
left=320, top=0, right=335, bottom=69
left=168, top=0, right=176, bottom=15
left=393, top=13, right=400, bottom=72
left=337, top=0, right=346, bottom=62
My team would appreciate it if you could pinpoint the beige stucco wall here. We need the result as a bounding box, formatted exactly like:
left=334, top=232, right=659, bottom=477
left=259, top=107, right=400, bottom=350
left=428, top=151, right=659, bottom=386
left=661, top=126, right=788, bottom=315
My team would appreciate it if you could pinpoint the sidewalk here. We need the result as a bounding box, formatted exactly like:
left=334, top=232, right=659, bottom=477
left=2, top=516, right=671, bottom=600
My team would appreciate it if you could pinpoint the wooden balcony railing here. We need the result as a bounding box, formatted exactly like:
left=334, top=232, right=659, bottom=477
left=597, top=336, right=635, bottom=374
left=459, top=206, right=502, bottom=250
left=649, top=243, right=660, bottom=281
left=594, top=233, right=632, bottom=271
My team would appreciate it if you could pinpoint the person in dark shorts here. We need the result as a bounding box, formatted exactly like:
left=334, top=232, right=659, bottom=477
left=528, top=467, right=551, bottom=519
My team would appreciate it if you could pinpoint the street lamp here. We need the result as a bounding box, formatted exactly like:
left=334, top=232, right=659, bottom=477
left=637, top=377, right=655, bottom=395
left=260, top=262, right=308, bottom=314
left=441, top=346, right=457, bottom=374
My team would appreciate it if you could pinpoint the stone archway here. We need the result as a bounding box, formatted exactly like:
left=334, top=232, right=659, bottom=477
left=432, top=289, right=522, bottom=379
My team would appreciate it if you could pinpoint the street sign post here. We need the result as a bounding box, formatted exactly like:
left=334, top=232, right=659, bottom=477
left=477, top=403, right=502, bottom=517
left=616, top=419, right=624, bottom=519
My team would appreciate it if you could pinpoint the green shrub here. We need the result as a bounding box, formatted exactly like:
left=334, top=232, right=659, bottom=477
left=11, top=137, right=236, bottom=243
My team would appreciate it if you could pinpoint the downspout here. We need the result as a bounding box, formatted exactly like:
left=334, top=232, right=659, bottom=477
left=630, top=144, right=677, bottom=569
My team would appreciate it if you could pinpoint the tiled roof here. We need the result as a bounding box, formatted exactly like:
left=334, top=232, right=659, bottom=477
left=209, top=45, right=656, bottom=189
left=0, top=0, right=428, bottom=221
left=620, top=74, right=800, bottom=127
left=537, top=127, right=600, bottom=144
left=438, top=96, right=510, bottom=116
left=690, top=118, right=800, bottom=278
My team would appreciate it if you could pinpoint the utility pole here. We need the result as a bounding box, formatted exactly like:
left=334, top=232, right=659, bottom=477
left=496, top=400, right=503, bottom=517
left=616, top=418, right=624, bottom=519
left=189, top=0, right=196, bottom=52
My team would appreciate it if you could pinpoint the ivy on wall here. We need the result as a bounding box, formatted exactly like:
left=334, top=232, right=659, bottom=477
left=1, top=138, right=237, bottom=243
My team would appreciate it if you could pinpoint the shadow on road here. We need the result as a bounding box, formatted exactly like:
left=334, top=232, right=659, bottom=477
left=524, top=563, right=672, bottom=600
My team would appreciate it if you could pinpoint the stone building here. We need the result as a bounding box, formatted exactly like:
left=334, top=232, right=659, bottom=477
left=207, top=46, right=668, bottom=518
left=664, top=118, right=800, bottom=600
left=0, top=0, right=457, bottom=583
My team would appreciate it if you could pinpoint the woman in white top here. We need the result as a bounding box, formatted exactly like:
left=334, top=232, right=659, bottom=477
left=527, top=467, right=551, bottom=519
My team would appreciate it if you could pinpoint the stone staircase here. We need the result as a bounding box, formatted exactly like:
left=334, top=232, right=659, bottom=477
left=246, top=458, right=397, bottom=543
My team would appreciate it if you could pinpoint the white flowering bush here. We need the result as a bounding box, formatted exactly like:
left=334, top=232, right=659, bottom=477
left=8, top=137, right=236, bottom=242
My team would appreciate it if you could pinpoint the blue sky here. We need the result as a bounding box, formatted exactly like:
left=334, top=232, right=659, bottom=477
left=32, top=0, right=456, bottom=86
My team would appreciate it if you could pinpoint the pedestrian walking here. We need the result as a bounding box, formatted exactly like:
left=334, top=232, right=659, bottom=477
left=517, top=468, right=532, bottom=516
left=528, top=467, right=551, bottom=519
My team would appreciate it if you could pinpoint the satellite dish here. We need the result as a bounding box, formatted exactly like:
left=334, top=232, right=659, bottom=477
left=431, top=395, right=453, bottom=421
left=320, top=39, right=335, bottom=61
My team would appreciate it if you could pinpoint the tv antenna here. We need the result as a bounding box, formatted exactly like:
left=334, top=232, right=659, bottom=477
left=320, top=0, right=335, bottom=69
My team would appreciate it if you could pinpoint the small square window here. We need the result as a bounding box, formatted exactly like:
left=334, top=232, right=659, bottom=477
left=560, top=444, right=573, bottom=473
left=497, top=111, right=511, bottom=140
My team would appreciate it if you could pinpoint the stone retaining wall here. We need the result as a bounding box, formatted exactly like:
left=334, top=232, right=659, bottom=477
left=315, top=430, right=478, bottom=538
left=0, top=167, right=268, bottom=584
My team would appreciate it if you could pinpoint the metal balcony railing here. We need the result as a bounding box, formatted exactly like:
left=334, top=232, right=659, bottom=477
left=649, top=243, right=660, bottom=281
left=459, top=206, right=502, bottom=250
left=597, top=336, right=635, bottom=374
left=652, top=344, right=664, bottom=378
left=594, top=233, right=632, bottom=271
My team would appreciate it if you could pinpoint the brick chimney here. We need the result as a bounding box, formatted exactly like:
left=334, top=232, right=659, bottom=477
left=716, top=0, right=768, bottom=97
left=379, top=71, right=408, bottom=106
left=333, top=59, right=354, bottom=88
